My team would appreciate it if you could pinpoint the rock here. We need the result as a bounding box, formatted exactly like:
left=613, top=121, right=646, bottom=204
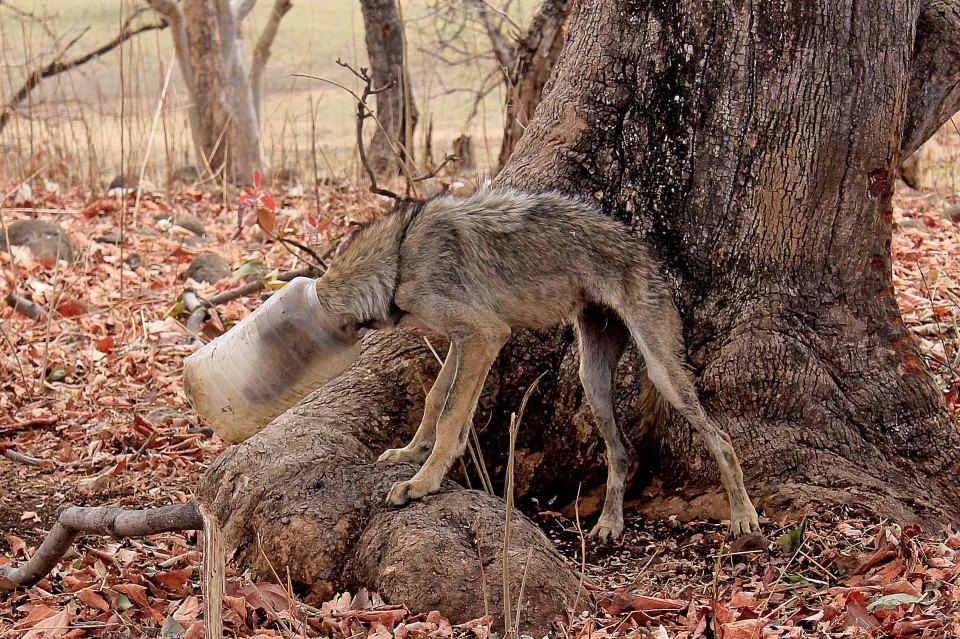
left=181, top=235, right=205, bottom=248
left=172, top=213, right=206, bottom=237
left=170, top=165, right=201, bottom=185
left=0, top=219, right=75, bottom=261
left=156, top=211, right=206, bottom=237
left=271, top=166, right=300, bottom=183
left=728, top=531, right=768, bottom=561
left=95, top=232, right=123, bottom=245
left=184, top=252, right=230, bottom=284
left=107, top=175, right=130, bottom=190
left=944, top=203, right=960, bottom=224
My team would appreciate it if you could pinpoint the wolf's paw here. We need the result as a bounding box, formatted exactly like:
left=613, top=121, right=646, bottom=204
left=729, top=503, right=761, bottom=537
left=385, top=478, right=434, bottom=506
left=378, top=446, right=429, bottom=465
left=589, top=515, right=624, bottom=543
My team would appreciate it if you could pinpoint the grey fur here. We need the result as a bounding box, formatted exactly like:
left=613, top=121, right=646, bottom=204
left=315, top=187, right=760, bottom=539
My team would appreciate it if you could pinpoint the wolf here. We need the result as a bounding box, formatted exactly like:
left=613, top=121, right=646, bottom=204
left=313, top=187, right=760, bottom=540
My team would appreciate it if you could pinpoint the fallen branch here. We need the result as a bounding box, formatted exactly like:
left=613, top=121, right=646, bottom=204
left=176, top=266, right=325, bottom=339
left=5, top=292, right=44, bottom=320
left=182, top=289, right=207, bottom=336
left=0, top=501, right=202, bottom=591
left=201, top=265, right=321, bottom=308
left=1, top=446, right=56, bottom=469
left=0, top=499, right=224, bottom=638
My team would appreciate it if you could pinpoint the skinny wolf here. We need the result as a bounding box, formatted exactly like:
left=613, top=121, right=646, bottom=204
left=313, top=187, right=759, bottom=540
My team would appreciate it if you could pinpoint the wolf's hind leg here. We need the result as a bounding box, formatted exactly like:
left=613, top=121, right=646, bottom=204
left=379, top=341, right=457, bottom=465
left=624, top=302, right=759, bottom=536
left=386, top=318, right=509, bottom=506
left=575, top=307, right=630, bottom=542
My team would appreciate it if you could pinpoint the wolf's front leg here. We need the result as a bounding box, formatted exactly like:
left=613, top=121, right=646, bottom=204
left=387, top=327, right=508, bottom=505
left=379, top=341, right=458, bottom=465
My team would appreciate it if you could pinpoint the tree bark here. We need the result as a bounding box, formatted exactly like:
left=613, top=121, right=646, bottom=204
left=198, top=330, right=585, bottom=634
left=497, top=0, right=571, bottom=171
left=359, top=0, right=418, bottom=176
left=198, top=0, right=960, bottom=629
left=493, top=0, right=960, bottom=523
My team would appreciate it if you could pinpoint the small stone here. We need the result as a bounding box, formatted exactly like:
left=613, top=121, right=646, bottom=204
left=0, top=219, right=75, bottom=261
left=170, top=165, right=200, bottom=184
left=184, top=252, right=230, bottom=284
left=728, top=531, right=768, bottom=559
left=172, top=213, right=206, bottom=237
left=944, top=203, right=960, bottom=223
left=107, top=175, right=130, bottom=190
left=181, top=235, right=205, bottom=248
left=95, top=232, right=123, bottom=245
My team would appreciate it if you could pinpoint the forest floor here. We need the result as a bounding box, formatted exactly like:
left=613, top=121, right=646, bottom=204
left=0, top=180, right=959, bottom=638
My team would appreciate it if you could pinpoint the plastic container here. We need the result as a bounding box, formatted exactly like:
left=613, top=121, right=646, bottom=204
left=183, top=277, right=361, bottom=443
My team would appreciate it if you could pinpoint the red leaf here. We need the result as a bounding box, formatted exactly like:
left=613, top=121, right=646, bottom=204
left=76, top=588, right=111, bottom=612
left=253, top=169, right=262, bottom=189
left=96, top=336, right=115, bottom=353
left=150, top=568, right=194, bottom=594
left=57, top=299, right=86, bottom=317
left=261, top=193, right=276, bottom=213
left=257, top=208, right=275, bottom=233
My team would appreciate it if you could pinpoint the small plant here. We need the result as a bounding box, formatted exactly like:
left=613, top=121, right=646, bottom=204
left=236, top=169, right=277, bottom=234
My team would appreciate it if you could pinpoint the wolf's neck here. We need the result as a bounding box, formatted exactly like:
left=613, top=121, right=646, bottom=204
left=315, top=209, right=414, bottom=324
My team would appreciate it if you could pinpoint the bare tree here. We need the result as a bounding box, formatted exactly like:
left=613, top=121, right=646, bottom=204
left=0, top=7, right=169, bottom=134
left=359, top=0, right=418, bottom=176
left=145, top=0, right=292, bottom=181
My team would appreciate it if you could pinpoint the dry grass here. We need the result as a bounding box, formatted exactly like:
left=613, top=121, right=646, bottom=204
left=0, top=0, right=537, bottom=190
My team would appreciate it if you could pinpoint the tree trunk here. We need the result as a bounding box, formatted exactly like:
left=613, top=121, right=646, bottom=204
left=492, top=0, right=960, bottom=523
left=149, top=0, right=280, bottom=182
left=497, top=0, right=571, bottom=171
left=198, top=0, right=960, bottom=628
left=359, top=0, right=418, bottom=176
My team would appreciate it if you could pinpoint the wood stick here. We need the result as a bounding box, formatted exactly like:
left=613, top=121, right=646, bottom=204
left=0, top=501, right=203, bottom=592
left=5, top=292, right=43, bottom=320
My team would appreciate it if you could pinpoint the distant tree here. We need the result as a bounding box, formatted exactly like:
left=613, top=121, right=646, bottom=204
left=496, top=0, right=570, bottom=169
left=0, top=6, right=168, bottom=134
left=359, top=0, right=418, bottom=176
left=145, top=0, right=292, bottom=181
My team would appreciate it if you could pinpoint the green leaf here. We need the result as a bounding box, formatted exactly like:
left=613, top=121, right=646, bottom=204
left=165, top=293, right=185, bottom=318
left=231, top=260, right=264, bottom=282
left=777, top=515, right=808, bottom=554
left=867, top=593, right=922, bottom=611
left=783, top=572, right=827, bottom=586
left=160, top=614, right=186, bottom=638
left=112, top=591, right=133, bottom=611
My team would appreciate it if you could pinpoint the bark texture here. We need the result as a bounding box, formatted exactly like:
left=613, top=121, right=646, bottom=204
left=198, top=0, right=960, bottom=629
left=492, top=0, right=960, bottom=523
left=497, top=0, right=572, bottom=170
left=198, top=330, right=584, bottom=634
left=360, top=0, right=418, bottom=176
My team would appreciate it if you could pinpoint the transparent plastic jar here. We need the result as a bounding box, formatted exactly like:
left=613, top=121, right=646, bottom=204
left=183, top=277, right=361, bottom=443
